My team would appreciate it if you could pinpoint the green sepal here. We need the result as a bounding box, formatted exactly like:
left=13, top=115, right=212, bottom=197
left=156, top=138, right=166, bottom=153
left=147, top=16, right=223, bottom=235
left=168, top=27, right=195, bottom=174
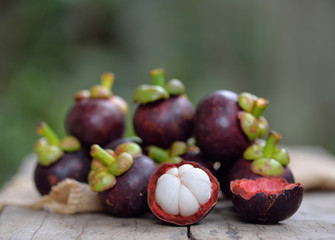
left=59, top=136, right=81, bottom=152
left=89, top=170, right=117, bottom=192
left=243, top=144, right=263, bottom=160
left=238, top=92, right=257, bottom=113
left=108, top=152, right=134, bottom=176
left=238, top=111, right=259, bottom=141
left=272, top=148, right=290, bottom=166
left=147, top=145, right=170, bottom=164
left=133, top=85, right=169, bottom=104
left=165, top=79, right=185, bottom=95
left=257, top=116, right=269, bottom=138
left=169, top=141, right=187, bottom=157
left=34, top=138, right=64, bottom=166
left=166, top=156, right=183, bottom=164
left=90, top=144, right=116, bottom=166
left=115, top=142, right=142, bottom=159
left=251, top=157, right=284, bottom=177
left=90, top=85, right=111, bottom=99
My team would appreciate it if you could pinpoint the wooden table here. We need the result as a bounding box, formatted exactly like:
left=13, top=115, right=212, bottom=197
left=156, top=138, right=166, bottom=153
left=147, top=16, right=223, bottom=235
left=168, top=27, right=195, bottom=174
left=0, top=191, right=334, bottom=240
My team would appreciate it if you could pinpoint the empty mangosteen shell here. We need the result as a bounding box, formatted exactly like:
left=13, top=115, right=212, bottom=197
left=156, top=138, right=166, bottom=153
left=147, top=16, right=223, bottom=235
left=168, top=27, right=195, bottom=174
left=147, top=160, right=220, bottom=226
left=66, top=97, right=126, bottom=148
left=133, top=95, right=194, bottom=149
left=231, top=179, right=303, bottom=224
left=219, top=158, right=295, bottom=199
left=34, top=150, right=91, bottom=195
left=194, top=90, right=251, bottom=166
left=98, top=154, right=157, bottom=217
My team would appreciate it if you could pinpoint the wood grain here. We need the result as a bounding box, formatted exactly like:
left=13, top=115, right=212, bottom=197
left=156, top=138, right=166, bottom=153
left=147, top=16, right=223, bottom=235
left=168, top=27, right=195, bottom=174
left=0, top=192, right=334, bottom=240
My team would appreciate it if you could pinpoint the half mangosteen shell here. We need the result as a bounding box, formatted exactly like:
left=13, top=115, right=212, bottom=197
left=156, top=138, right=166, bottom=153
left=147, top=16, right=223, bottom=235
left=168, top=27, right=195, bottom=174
left=66, top=97, right=126, bottom=148
left=230, top=177, right=303, bottom=224
left=219, top=158, right=295, bottom=199
left=98, top=154, right=157, bottom=217
left=193, top=90, right=250, bottom=166
left=147, top=160, right=220, bottom=226
left=34, top=150, right=91, bottom=195
left=133, top=95, right=194, bottom=149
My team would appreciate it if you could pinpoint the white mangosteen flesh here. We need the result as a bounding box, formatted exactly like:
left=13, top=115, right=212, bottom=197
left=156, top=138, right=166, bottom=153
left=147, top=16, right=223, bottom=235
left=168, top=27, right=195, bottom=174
left=155, top=164, right=212, bottom=217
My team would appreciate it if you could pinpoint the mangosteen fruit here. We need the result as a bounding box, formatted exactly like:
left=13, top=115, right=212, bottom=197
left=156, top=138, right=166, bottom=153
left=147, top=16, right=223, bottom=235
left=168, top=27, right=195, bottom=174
left=230, top=177, right=303, bottom=223
left=220, top=131, right=295, bottom=199
left=66, top=72, right=128, bottom=148
left=194, top=90, right=269, bottom=168
left=34, top=122, right=91, bottom=195
left=147, top=140, right=216, bottom=176
left=104, top=136, right=144, bottom=151
left=88, top=143, right=157, bottom=217
left=147, top=161, right=220, bottom=226
left=133, top=68, right=195, bottom=148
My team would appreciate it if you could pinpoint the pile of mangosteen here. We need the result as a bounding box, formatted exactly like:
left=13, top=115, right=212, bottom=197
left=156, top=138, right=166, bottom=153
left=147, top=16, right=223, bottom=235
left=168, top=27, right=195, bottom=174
left=32, top=68, right=303, bottom=225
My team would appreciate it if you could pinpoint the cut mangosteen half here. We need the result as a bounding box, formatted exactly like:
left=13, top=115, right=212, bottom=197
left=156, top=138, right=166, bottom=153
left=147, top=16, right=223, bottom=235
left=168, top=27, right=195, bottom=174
left=230, top=177, right=303, bottom=224
left=148, top=161, right=220, bottom=226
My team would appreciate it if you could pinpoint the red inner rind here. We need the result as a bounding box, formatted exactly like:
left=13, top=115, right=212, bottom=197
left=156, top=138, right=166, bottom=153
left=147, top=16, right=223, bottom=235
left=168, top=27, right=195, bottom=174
left=147, top=160, right=220, bottom=226
left=230, top=177, right=302, bottom=200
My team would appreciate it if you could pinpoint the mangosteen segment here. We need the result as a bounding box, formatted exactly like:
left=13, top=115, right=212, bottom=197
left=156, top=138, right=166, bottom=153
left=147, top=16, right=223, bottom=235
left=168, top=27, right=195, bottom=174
left=230, top=177, right=303, bottom=223
left=148, top=161, right=220, bottom=226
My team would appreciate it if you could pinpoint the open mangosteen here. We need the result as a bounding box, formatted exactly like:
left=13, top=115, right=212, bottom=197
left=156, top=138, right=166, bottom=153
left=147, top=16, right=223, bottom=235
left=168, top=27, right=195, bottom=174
left=194, top=90, right=269, bottom=168
left=147, top=140, right=216, bottom=176
left=133, top=68, right=195, bottom=148
left=147, top=161, right=220, bottom=226
left=230, top=177, right=303, bottom=223
left=65, top=72, right=128, bottom=148
left=88, top=142, right=157, bottom=217
left=220, top=131, right=295, bottom=199
left=34, top=122, right=91, bottom=195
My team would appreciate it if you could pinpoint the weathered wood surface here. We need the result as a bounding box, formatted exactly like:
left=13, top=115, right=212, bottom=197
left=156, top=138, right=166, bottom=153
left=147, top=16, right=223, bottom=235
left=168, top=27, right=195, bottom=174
left=0, top=191, right=334, bottom=240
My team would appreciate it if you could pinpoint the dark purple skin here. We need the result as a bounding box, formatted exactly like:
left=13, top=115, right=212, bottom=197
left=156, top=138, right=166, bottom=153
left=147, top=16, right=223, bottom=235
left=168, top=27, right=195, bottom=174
left=66, top=98, right=125, bottom=148
left=231, top=183, right=303, bottom=223
left=98, top=155, right=157, bottom=217
left=219, top=158, right=295, bottom=199
left=194, top=90, right=250, bottom=167
left=34, top=150, right=91, bottom=195
left=133, top=95, right=195, bottom=149
left=182, top=152, right=217, bottom=177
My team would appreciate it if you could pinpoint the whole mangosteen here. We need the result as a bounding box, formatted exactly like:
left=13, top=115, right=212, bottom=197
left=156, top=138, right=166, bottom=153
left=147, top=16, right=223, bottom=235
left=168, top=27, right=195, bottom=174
left=220, top=131, right=295, bottom=199
left=147, top=161, right=220, bottom=226
left=133, top=68, right=195, bottom=149
left=230, top=177, right=303, bottom=223
left=194, top=91, right=269, bottom=168
left=34, top=122, right=91, bottom=195
left=65, top=73, right=128, bottom=148
left=88, top=143, right=157, bottom=217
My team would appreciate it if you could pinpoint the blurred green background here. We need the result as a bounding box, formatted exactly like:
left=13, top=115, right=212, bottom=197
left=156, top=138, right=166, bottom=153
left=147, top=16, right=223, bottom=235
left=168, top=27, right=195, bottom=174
left=1, top=0, right=334, bottom=187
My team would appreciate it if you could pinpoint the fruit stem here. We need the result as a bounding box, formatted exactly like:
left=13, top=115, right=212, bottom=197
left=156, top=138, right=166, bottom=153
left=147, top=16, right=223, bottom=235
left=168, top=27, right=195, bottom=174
left=150, top=68, right=165, bottom=87
left=251, top=98, right=268, bottom=119
left=262, top=131, right=281, bottom=158
left=101, top=72, right=115, bottom=91
left=37, top=122, right=60, bottom=145
left=90, top=144, right=116, bottom=166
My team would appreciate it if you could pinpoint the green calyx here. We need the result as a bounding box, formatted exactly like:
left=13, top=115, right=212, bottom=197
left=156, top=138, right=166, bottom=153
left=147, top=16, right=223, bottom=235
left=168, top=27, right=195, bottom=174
left=243, top=131, right=290, bottom=177
left=238, top=92, right=269, bottom=141
left=133, top=68, right=186, bottom=104
left=34, top=122, right=81, bottom=166
left=75, top=72, right=115, bottom=101
left=147, top=141, right=190, bottom=165
left=88, top=143, right=140, bottom=192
